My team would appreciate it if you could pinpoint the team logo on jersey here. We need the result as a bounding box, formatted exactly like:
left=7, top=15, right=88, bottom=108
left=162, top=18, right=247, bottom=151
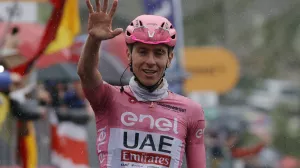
left=121, top=112, right=179, bottom=134
left=195, top=128, right=205, bottom=139
left=121, top=132, right=174, bottom=167
left=121, top=149, right=171, bottom=167
left=118, top=112, right=184, bottom=167
left=123, top=133, right=173, bottom=154
left=97, top=126, right=107, bottom=164
left=157, top=103, right=186, bottom=113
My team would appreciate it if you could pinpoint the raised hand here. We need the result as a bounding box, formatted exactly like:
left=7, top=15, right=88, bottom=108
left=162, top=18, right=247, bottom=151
left=86, top=0, right=123, bottom=41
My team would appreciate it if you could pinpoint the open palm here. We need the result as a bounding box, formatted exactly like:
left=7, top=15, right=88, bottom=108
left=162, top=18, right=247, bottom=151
left=86, top=0, right=123, bottom=41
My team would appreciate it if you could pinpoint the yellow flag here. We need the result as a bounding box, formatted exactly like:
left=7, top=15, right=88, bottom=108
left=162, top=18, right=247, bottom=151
left=45, top=0, right=80, bottom=54
left=18, top=121, right=38, bottom=168
left=0, top=93, right=9, bottom=131
left=24, top=121, right=38, bottom=168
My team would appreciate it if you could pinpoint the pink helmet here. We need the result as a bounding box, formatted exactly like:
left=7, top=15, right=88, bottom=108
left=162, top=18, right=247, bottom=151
left=125, top=15, right=177, bottom=47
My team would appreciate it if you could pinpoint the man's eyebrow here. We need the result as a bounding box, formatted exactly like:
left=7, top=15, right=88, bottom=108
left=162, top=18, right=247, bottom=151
left=154, top=48, right=167, bottom=52
left=136, top=46, right=147, bottom=50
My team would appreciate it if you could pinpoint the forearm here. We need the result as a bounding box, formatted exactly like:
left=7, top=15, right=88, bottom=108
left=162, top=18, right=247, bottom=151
left=77, top=35, right=102, bottom=88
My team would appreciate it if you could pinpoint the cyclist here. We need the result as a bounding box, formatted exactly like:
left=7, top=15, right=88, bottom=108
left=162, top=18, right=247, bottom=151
left=78, top=0, right=206, bottom=167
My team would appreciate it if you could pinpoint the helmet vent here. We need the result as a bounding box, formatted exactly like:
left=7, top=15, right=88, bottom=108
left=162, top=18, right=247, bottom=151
left=130, top=22, right=134, bottom=26
left=171, top=34, right=176, bottom=39
left=161, top=22, right=165, bottom=28
left=126, top=31, right=131, bottom=36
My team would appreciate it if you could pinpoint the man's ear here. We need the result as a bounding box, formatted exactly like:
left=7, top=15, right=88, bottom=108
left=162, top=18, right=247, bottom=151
left=167, top=51, right=174, bottom=68
left=126, top=47, right=131, bottom=62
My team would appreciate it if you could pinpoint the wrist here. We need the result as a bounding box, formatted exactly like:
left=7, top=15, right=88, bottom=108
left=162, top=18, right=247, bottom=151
left=88, top=34, right=102, bottom=44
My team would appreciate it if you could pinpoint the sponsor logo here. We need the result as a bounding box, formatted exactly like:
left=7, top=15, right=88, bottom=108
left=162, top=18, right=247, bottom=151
left=148, top=31, right=155, bottom=38
left=195, top=128, right=205, bottom=138
left=121, top=112, right=179, bottom=134
left=97, top=127, right=107, bottom=163
left=118, top=112, right=184, bottom=167
left=123, top=132, right=173, bottom=154
left=157, top=103, right=186, bottom=113
left=121, top=163, right=129, bottom=167
left=121, top=150, right=171, bottom=167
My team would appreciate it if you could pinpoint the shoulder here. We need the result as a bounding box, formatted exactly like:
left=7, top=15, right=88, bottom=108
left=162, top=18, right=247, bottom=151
left=84, top=81, right=121, bottom=94
left=103, top=81, right=122, bottom=93
left=169, top=91, right=205, bottom=120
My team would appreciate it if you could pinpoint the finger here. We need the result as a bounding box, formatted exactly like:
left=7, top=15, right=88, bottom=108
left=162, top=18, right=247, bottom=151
left=86, top=0, right=94, bottom=13
left=108, top=0, right=118, bottom=17
left=95, top=0, right=101, bottom=12
left=102, top=0, right=108, bottom=13
left=111, top=28, right=123, bottom=37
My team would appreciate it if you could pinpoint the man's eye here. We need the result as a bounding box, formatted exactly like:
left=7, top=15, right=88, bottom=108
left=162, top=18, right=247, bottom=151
left=139, top=50, right=147, bottom=55
left=155, top=51, right=165, bottom=56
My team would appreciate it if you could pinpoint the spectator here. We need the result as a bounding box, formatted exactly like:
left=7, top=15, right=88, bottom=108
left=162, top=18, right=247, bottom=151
left=45, top=81, right=66, bottom=108
left=63, top=80, right=85, bottom=109
left=3, top=26, right=20, bottom=50
left=37, top=83, right=52, bottom=106
left=0, top=70, right=21, bottom=91
left=0, top=26, right=20, bottom=57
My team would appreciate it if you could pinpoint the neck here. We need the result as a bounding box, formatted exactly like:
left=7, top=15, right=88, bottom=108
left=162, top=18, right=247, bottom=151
left=129, top=77, right=169, bottom=102
left=135, top=78, right=164, bottom=89
left=134, top=77, right=164, bottom=92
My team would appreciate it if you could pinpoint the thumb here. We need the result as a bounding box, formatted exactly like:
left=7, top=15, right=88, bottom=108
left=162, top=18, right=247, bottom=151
left=111, top=28, right=123, bottom=37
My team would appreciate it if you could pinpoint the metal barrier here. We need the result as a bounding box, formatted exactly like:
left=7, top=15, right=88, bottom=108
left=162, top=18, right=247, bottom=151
left=35, top=117, right=51, bottom=166
left=86, top=118, right=98, bottom=168
left=0, top=114, right=17, bottom=166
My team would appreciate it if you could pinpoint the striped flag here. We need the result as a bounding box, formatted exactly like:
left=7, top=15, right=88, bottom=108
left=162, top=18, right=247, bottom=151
left=49, top=110, right=89, bottom=168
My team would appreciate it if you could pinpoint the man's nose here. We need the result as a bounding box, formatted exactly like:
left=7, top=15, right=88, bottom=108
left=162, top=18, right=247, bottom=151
left=145, top=53, right=156, bottom=65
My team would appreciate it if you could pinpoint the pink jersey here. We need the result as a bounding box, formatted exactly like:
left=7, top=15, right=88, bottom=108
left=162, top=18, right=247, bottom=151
left=83, top=82, right=206, bottom=168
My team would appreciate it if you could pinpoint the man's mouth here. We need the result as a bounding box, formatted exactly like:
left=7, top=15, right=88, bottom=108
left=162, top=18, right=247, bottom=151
left=143, top=69, right=157, bottom=75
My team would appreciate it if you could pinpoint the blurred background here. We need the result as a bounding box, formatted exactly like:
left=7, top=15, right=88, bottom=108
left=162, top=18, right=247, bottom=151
left=0, top=0, right=300, bottom=168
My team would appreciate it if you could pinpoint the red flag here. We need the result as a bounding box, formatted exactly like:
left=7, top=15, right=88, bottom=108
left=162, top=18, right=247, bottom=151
left=9, top=0, right=66, bottom=75
left=50, top=0, right=65, bottom=8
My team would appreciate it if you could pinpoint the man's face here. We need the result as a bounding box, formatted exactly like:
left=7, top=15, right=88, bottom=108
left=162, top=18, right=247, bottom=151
left=127, top=43, right=173, bottom=86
